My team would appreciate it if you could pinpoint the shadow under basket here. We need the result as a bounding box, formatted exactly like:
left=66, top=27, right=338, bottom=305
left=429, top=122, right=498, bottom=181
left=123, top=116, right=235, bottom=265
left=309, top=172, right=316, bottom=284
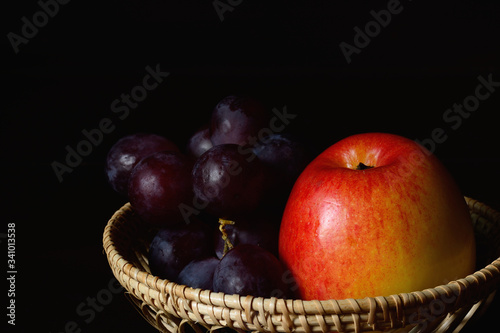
left=103, top=197, right=500, bottom=333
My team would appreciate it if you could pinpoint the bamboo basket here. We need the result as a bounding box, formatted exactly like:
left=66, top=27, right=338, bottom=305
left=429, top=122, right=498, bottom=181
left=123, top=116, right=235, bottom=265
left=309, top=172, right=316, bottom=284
left=103, top=197, right=500, bottom=333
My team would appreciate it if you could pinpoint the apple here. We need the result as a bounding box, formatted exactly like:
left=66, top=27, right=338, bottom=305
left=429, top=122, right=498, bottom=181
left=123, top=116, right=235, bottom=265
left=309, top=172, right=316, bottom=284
left=279, top=132, right=476, bottom=300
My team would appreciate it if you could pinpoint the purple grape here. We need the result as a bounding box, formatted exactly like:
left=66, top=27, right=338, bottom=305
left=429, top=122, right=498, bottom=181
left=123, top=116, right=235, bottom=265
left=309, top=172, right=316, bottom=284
left=177, top=257, right=219, bottom=289
left=128, top=150, right=193, bottom=227
left=253, top=134, right=310, bottom=189
left=253, top=134, right=310, bottom=209
left=210, top=95, right=270, bottom=146
left=213, top=244, right=288, bottom=298
left=214, top=213, right=280, bottom=259
left=186, top=125, right=213, bottom=160
left=105, top=133, right=179, bottom=196
left=149, top=221, right=212, bottom=281
left=192, top=144, right=266, bottom=219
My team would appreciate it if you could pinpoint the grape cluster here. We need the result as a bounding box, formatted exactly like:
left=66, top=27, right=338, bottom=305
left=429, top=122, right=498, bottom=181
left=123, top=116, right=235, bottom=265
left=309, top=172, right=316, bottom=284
left=105, top=95, right=310, bottom=298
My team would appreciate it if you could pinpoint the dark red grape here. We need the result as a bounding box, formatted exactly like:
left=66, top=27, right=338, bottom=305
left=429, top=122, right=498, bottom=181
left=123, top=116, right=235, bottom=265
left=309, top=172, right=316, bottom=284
left=106, top=133, right=179, bottom=196
left=149, top=220, right=212, bottom=281
left=186, top=125, right=213, bottom=160
left=213, top=244, right=288, bottom=298
left=177, top=257, right=219, bottom=289
left=253, top=133, right=309, bottom=189
left=210, top=95, right=270, bottom=146
left=128, top=151, right=193, bottom=226
left=214, top=213, right=280, bottom=259
left=253, top=134, right=310, bottom=209
left=192, top=144, right=266, bottom=219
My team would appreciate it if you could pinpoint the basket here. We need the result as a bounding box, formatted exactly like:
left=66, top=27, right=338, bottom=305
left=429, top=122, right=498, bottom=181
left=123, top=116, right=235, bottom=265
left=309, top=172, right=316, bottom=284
left=103, top=197, right=500, bottom=333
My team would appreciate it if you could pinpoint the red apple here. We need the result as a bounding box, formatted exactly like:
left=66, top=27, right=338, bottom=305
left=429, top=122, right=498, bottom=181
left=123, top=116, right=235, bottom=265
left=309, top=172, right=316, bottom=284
left=279, top=133, right=476, bottom=300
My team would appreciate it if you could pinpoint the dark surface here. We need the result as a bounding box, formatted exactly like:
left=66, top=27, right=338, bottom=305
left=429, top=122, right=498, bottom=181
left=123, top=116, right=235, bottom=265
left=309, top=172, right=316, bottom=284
left=2, top=1, right=500, bottom=332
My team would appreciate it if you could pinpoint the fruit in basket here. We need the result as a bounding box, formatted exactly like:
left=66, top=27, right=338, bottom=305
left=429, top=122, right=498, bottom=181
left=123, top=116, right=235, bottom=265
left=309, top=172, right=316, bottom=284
left=128, top=151, right=193, bottom=226
left=177, top=257, right=219, bottom=290
left=210, top=95, right=270, bottom=146
left=186, top=124, right=213, bottom=160
left=279, top=132, right=476, bottom=300
left=214, top=210, right=280, bottom=259
left=253, top=134, right=309, bottom=184
left=105, top=133, right=179, bottom=196
left=253, top=133, right=311, bottom=208
left=192, top=144, right=266, bottom=218
left=213, top=213, right=280, bottom=259
left=213, top=244, right=289, bottom=298
left=149, top=220, right=212, bottom=281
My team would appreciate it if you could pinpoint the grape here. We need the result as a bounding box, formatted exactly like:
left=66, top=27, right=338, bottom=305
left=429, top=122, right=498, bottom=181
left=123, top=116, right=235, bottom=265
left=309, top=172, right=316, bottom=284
left=186, top=125, right=213, bottom=160
left=213, top=244, right=288, bottom=298
left=192, top=144, right=266, bottom=219
left=149, top=220, right=212, bottom=281
left=177, top=257, right=219, bottom=289
left=214, top=213, right=280, bottom=259
left=210, top=95, right=270, bottom=146
left=105, top=133, right=179, bottom=196
left=128, top=150, right=193, bottom=226
left=253, top=133, right=309, bottom=190
left=253, top=134, right=310, bottom=209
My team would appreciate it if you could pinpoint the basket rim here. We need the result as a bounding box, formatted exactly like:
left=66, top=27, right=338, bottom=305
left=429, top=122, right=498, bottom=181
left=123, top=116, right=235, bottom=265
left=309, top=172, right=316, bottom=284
left=103, top=196, right=500, bottom=329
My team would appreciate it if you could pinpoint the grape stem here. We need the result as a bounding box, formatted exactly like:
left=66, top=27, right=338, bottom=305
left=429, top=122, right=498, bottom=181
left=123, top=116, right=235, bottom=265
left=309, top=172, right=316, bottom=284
left=219, top=218, right=235, bottom=257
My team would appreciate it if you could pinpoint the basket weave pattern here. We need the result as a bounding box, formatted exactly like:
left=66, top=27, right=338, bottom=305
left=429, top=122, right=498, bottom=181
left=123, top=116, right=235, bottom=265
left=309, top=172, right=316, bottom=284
left=103, top=197, right=500, bottom=333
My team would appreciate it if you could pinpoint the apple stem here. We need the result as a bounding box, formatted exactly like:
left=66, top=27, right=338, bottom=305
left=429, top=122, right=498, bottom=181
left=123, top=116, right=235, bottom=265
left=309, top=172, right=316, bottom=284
left=219, top=218, right=235, bottom=257
left=356, top=162, right=374, bottom=170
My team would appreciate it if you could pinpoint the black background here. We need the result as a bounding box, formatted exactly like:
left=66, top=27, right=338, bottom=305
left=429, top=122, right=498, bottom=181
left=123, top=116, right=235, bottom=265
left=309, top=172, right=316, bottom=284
left=2, top=0, right=500, bottom=332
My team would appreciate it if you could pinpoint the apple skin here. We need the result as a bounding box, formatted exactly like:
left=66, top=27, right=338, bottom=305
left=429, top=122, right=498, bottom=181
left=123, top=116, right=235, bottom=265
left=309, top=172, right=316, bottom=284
left=279, top=133, right=476, bottom=300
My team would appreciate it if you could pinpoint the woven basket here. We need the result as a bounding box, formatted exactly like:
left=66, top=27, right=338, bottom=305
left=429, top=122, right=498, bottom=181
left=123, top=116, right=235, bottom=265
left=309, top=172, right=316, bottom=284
left=103, top=197, right=500, bottom=333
